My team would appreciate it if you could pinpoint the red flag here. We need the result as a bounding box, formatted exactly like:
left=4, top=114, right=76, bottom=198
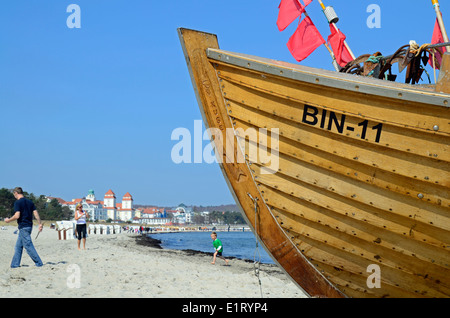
left=277, top=0, right=305, bottom=31
left=432, top=18, right=445, bottom=45
left=287, top=16, right=325, bottom=62
left=302, top=0, right=313, bottom=6
left=429, top=18, right=445, bottom=69
left=327, top=25, right=353, bottom=67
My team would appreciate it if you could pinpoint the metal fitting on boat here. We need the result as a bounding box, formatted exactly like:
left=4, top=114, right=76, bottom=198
left=433, top=125, right=439, bottom=131
left=323, top=6, right=339, bottom=24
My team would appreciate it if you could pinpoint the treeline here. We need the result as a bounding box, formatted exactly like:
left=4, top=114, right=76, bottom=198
left=197, top=210, right=246, bottom=225
left=0, top=188, right=71, bottom=220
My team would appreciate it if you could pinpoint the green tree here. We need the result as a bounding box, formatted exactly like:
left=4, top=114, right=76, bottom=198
left=0, top=188, right=71, bottom=221
left=223, top=211, right=245, bottom=224
left=192, top=213, right=205, bottom=224
left=0, top=188, right=15, bottom=219
left=38, top=198, right=71, bottom=220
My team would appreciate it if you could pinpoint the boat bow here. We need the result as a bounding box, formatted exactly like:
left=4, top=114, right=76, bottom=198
left=179, top=28, right=450, bottom=298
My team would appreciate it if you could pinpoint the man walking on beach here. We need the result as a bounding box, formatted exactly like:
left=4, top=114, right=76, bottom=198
left=211, top=232, right=229, bottom=265
left=5, top=187, right=43, bottom=268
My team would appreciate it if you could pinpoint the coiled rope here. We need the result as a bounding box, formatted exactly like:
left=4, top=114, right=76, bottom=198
left=409, top=41, right=441, bottom=83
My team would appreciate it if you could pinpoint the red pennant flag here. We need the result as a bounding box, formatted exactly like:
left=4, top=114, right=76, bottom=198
left=429, top=18, right=445, bottom=70
left=287, top=16, right=325, bottom=62
left=432, top=18, right=445, bottom=45
left=302, top=0, right=313, bottom=6
left=327, top=25, right=353, bottom=67
left=277, top=0, right=305, bottom=31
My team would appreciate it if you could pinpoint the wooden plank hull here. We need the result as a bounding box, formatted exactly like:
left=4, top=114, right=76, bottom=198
left=178, top=28, right=450, bottom=298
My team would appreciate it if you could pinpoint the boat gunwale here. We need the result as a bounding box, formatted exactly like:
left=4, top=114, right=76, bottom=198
left=206, top=49, right=450, bottom=108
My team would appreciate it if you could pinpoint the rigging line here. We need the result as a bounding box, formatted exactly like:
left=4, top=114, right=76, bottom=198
left=247, top=193, right=263, bottom=298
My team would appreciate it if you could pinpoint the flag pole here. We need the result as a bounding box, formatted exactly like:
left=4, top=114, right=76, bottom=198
left=295, top=1, right=340, bottom=71
left=301, top=10, right=340, bottom=71
left=431, top=0, right=450, bottom=52
left=317, top=0, right=356, bottom=59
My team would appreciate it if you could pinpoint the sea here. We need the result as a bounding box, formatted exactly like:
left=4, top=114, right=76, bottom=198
left=147, top=231, right=275, bottom=264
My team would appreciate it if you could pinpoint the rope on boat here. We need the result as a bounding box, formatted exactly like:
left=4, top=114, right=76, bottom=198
left=340, top=40, right=447, bottom=84
left=247, top=192, right=263, bottom=298
left=409, top=41, right=439, bottom=83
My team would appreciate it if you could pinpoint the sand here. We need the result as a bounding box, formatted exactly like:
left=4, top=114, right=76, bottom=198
left=0, top=225, right=307, bottom=298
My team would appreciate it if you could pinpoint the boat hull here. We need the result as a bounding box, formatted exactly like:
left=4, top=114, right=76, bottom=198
left=179, top=28, right=450, bottom=298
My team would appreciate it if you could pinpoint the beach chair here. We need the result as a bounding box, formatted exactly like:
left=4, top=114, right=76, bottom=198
left=56, top=221, right=75, bottom=240
left=56, top=221, right=64, bottom=240
left=70, top=222, right=76, bottom=239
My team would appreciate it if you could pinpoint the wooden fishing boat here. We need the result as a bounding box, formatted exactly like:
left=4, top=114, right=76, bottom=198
left=178, top=27, right=450, bottom=298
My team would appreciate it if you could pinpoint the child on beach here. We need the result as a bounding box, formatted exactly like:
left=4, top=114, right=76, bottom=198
left=210, top=232, right=229, bottom=265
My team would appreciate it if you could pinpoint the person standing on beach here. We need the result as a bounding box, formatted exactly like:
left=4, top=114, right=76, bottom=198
left=75, top=204, right=89, bottom=250
left=5, top=187, right=43, bottom=268
left=210, top=232, right=229, bottom=265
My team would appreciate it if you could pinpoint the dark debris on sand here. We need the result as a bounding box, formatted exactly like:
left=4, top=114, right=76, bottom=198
left=134, top=235, right=163, bottom=249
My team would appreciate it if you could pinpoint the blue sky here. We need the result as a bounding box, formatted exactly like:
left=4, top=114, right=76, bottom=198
left=0, top=0, right=448, bottom=206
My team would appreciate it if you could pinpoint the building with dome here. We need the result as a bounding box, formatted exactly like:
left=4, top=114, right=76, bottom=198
left=171, top=203, right=194, bottom=224
left=61, top=189, right=107, bottom=221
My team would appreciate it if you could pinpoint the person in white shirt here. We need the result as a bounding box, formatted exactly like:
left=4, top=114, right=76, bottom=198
left=75, top=204, right=89, bottom=250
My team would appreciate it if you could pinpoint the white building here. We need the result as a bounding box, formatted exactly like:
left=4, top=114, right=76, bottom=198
left=103, top=189, right=117, bottom=220
left=140, top=217, right=172, bottom=226
left=61, top=190, right=107, bottom=221
left=171, top=204, right=195, bottom=224
left=62, top=189, right=135, bottom=222
left=118, top=192, right=134, bottom=221
left=103, top=190, right=136, bottom=222
left=82, top=200, right=107, bottom=221
left=139, top=207, right=170, bottom=225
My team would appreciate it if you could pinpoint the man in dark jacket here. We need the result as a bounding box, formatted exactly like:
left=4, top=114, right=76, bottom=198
left=5, top=187, right=43, bottom=268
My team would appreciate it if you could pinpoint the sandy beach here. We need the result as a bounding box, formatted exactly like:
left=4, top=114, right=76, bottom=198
left=0, top=225, right=307, bottom=298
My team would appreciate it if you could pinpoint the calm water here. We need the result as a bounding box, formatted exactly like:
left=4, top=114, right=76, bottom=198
left=148, top=231, right=275, bottom=264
